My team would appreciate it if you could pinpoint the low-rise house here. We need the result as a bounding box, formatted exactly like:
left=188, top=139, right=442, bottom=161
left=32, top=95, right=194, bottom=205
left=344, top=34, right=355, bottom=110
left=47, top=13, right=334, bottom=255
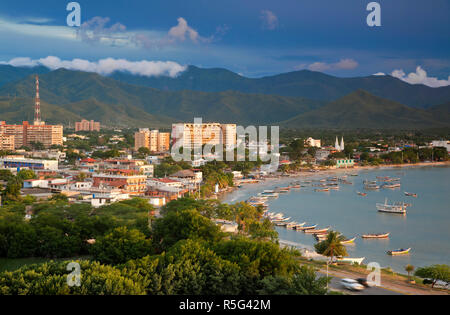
left=93, top=173, right=147, bottom=195
left=335, top=159, right=355, bottom=168
left=0, top=157, right=58, bottom=171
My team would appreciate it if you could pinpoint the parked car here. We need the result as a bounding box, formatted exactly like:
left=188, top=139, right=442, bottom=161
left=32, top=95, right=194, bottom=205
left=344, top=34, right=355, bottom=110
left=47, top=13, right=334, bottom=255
left=356, top=278, right=374, bottom=288
left=341, top=278, right=365, bottom=291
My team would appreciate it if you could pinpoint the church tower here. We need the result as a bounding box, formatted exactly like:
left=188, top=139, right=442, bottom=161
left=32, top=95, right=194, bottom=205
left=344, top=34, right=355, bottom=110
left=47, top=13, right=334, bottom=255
left=335, top=136, right=340, bottom=151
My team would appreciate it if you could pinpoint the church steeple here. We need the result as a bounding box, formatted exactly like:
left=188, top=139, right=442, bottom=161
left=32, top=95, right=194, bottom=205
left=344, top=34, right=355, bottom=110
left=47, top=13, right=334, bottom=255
left=340, top=137, right=344, bottom=152
left=335, top=136, right=340, bottom=151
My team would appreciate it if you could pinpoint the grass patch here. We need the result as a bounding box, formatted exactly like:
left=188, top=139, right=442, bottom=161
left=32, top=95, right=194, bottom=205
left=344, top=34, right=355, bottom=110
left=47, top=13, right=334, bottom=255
left=0, top=256, right=91, bottom=272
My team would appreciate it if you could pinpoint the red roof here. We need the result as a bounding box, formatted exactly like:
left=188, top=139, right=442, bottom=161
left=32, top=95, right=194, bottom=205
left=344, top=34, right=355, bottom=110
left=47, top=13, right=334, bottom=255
left=81, top=158, right=97, bottom=163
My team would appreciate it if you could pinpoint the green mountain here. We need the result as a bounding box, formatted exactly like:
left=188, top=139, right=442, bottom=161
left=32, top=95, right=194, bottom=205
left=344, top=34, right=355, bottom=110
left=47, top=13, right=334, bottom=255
left=0, top=69, right=323, bottom=127
left=2, top=65, right=450, bottom=109
left=0, top=68, right=448, bottom=129
left=281, top=90, right=448, bottom=129
left=0, top=65, right=50, bottom=87
left=110, top=66, right=450, bottom=108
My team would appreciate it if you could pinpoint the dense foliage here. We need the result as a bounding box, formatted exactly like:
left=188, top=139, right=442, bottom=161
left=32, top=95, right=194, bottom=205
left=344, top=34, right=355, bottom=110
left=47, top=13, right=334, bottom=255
left=0, top=197, right=328, bottom=295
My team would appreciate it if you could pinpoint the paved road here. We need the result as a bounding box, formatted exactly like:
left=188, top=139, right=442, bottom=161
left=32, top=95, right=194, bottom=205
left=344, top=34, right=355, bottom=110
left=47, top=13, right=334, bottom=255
left=318, top=272, right=403, bottom=295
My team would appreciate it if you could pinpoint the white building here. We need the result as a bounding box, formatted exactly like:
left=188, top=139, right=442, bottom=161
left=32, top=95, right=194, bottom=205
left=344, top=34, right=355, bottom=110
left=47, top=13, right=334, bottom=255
left=0, top=157, right=58, bottom=170
left=431, top=140, right=450, bottom=152
left=305, top=137, right=321, bottom=148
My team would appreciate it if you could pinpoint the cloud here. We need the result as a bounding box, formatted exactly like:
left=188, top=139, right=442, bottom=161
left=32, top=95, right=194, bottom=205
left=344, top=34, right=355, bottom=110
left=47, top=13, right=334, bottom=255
left=77, top=17, right=127, bottom=44
left=168, top=17, right=201, bottom=43
left=372, top=72, right=386, bottom=76
left=260, top=10, right=279, bottom=30
left=391, top=66, right=450, bottom=88
left=0, top=56, right=187, bottom=77
left=304, top=58, right=359, bottom=72
left=77, top=16, right=217, bottom=49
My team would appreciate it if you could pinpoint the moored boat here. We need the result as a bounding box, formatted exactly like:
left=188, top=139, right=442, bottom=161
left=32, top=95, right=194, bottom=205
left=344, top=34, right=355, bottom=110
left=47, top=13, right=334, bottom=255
left=404, top=192, right=418, bottom=197
left=296, top=224, right=317, bottom=231
left=357, top=191, right=367, bottom=196
left=376, top=198, right=407, bottom=214
left=337, top=257, right=365, bottom=265
left=361, top=233, right=390, bottom=239
left=341, top=237, right=356, bottom=244
left=387, top=248, right=411, bottom=256
left=304, top=227, right=330, bottom=234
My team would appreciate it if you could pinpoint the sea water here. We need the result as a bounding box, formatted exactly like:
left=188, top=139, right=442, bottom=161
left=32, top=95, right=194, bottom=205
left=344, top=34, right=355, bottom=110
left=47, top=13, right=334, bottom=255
left=223, top=165, right=450, bottom=273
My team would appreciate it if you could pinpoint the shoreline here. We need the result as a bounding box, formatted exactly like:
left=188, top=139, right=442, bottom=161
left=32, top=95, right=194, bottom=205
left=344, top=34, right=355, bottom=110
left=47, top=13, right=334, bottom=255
left=219, top=161, right=450, bottom=202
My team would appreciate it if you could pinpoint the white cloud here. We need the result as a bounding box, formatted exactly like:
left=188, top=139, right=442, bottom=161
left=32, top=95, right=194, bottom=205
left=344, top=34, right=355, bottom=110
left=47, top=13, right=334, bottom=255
left=0, top=16, right=76, bottom=40
left=77, top=16, right=215, bottom=48
left=306, top=58, right=359, bottom=72
left=0, top=56, right=187, bottom=77
left=391, top=66, right=450, bottom=88
left=260, top=10, right=279, bottom=30
left=372, top=72, right=386, bottom=76
left=168, top=17, right=200, bottom=43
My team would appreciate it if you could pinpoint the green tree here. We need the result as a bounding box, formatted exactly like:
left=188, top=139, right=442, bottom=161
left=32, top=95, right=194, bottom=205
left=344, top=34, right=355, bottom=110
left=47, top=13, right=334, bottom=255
left=90, top=226, right=152, bottom=265
left=314, top=231, right=348, bottom=263
left=405, top=264, right=415, bottom=281
left=415, top=264, right=450, bottom=288
left=152, top=209, right=222, bottom=251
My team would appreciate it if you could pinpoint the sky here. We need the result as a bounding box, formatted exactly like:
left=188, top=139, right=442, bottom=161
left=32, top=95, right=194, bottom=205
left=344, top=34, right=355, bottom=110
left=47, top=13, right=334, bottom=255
left=0, top=0, right=449, bottom=86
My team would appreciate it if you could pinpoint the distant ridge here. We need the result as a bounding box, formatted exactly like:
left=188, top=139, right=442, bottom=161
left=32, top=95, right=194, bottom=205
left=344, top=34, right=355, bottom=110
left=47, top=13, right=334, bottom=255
left=0, top=67, right=448, bottom=129
left=1, top=64, right=450, bottom=109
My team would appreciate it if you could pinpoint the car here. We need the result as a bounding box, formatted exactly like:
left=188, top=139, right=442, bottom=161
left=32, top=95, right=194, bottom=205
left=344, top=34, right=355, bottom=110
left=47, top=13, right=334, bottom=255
left=340, top=278, right=365, bottom=291
left=356, top=278, right=374, bottom=288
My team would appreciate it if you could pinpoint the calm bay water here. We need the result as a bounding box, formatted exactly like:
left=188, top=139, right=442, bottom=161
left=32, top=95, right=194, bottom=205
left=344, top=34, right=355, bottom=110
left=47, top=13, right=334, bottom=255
left=223, top=166, right=450, bottom=273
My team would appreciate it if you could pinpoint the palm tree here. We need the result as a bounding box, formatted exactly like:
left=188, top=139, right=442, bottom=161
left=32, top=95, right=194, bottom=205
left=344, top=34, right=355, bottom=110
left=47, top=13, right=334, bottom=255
left=405, top=264, right=415, bottom=281
left=314, top=231, right=348, bottom=263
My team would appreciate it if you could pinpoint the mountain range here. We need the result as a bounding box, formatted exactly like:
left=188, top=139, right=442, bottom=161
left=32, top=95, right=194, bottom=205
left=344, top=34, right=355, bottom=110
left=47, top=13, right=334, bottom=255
left=0, top=65, right=449, bottom=129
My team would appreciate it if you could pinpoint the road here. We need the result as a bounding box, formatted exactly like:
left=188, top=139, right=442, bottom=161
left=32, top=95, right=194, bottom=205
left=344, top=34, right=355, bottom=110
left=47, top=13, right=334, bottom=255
left=323, top=273, right=403, bottom=295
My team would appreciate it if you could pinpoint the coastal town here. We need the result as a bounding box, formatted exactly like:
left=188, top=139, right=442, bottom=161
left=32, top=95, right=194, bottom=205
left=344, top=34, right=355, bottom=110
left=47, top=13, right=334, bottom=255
left=0, top=1, right=449, bottom=301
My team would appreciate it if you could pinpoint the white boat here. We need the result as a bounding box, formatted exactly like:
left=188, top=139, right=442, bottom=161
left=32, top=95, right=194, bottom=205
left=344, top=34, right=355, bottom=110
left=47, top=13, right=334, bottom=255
left=337, top=257, right=365, bottom=265
left=376, top=198, right=407, bottom=214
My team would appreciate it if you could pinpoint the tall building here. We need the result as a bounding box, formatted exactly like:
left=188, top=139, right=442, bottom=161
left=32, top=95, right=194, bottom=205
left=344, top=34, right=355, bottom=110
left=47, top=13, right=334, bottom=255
left=171, top=123, right=237, bottom=149
left=75, top=119, right=101, bottom=132
left=0, top=134, right=15, bottom=151
left=134, top=128, right=171, bottom=152
left=0, top=75, right=63, bottom=148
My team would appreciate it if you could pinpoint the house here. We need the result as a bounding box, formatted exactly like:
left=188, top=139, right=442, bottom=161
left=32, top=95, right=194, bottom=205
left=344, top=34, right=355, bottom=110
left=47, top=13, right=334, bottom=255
left=335, top=159, right=355, bottom=168
left=93, top=174, right=147, bottom=195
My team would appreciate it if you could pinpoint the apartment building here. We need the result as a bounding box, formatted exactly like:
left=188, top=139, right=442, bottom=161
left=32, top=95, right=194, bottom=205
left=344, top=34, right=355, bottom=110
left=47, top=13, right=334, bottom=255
left=0, top=121, right=63, bottom=148
left=171, top=123, right=237, bottom=149
left=0, top=134, right=15, bottom=151
left=75, top=119, right=101, bottom=132
left=92, top=174, right=147, bottom=195
left=134, top=128, right=171, bottom=152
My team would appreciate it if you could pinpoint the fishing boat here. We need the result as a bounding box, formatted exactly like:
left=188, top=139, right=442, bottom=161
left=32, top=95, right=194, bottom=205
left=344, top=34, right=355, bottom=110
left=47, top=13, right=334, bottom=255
left=364, top=181, right=380, bottom=190
left=296, top=224, right=317, bottom=231
left=361, top=233, right=390, bottom=239
left=382, top=183, right=401, bottom=189
left=328, top=186, right=340, bottom=190
left=376, top=198, right=407, bottom=214
left=272, top=217, right=291, bottom=223
left=357, top=191, right=367, bottom=196
left=387, top=248, right=411, bottom=256
left=304, top=227, right=330, bottom=234
left=315, top=234, right=328, bottom=241
left=337, top=257, right=365, bottom=265
left=285, top=221, right=301, bottom=229
left=341, top=237, right=356, bottom=245
left=404, top=192, right=418, bottom=197
left=315, top=188, right=330, bottom=192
